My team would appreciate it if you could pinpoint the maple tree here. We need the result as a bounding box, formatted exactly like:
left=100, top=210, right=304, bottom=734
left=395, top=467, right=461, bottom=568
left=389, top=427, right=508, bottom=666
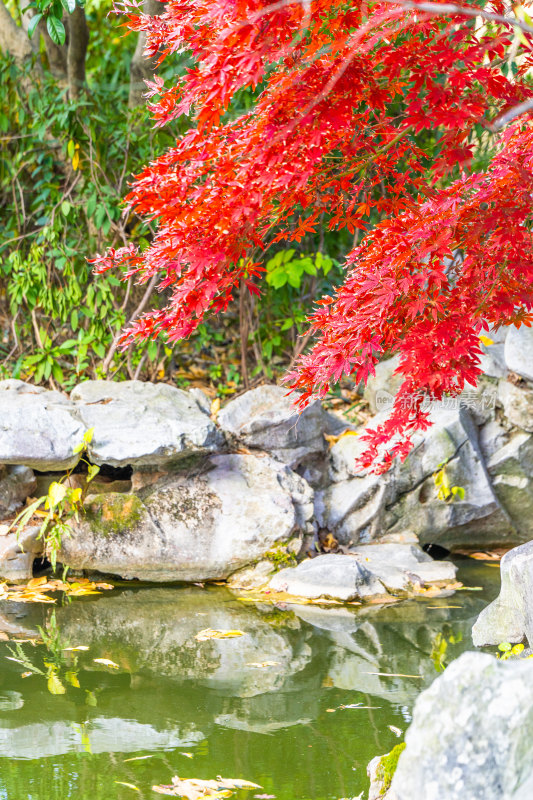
left=93, top=0, right=533, bottom=470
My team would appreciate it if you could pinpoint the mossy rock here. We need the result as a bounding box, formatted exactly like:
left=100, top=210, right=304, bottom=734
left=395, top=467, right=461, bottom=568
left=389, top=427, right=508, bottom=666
left=376, top=742, right=406, bottom=793
left=83, top=493, right=145, bottom=537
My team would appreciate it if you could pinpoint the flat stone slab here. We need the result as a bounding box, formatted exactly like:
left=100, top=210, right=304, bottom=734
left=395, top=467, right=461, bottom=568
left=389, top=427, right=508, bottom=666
left=71, top=380, right=219, bottom=467
left=269, top=545, right=457, bottom=602
left=0, top=380, right=84, bottom=471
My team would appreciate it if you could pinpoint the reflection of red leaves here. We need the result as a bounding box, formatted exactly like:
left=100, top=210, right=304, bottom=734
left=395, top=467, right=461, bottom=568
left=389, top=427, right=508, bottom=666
left=99, top=0, right=533, bottom=469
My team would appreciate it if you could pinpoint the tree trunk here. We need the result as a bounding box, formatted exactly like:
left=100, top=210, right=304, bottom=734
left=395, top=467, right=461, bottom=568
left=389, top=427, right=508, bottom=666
left=67, top=6, right=89, bottom=99
left=0, top=1, right=36, bottom=68
left=129, top=0, right=165, bottom=108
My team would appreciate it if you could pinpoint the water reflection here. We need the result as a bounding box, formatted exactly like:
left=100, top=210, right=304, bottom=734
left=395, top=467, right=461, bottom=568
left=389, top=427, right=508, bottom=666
left=0, top=560, right=500, bottom=799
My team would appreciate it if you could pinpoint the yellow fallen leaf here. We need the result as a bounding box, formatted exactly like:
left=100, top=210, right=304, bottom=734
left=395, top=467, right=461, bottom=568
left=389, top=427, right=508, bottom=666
left=245, top=661, right=280, bottom=668
left=479, top=334, right=494, bottom=346
left=124, top=755, right=154, bottom=762
left=93, top=658, right=120, bottom=669
left=210, top=397, right=221, bottom=419
left=194, top=629, right=246, bottom=641
left=21, top=672, right=32, bottom=678
left=63, top=646, right=90, bottom=651
left=324, top=429, right=359, bottom=446
left=47, top=673, right=66, bottom=695
left=115, top=782, right=140, bottom=791
left=180, top=752, right=194, bottom=758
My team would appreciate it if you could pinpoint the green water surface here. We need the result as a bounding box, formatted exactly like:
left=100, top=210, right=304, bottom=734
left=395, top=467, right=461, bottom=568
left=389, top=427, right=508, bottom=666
left=0, top=560, right=500, bottom=800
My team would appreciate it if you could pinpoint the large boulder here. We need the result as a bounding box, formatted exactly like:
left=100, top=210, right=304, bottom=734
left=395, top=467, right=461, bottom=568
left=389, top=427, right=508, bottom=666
left=504, top=324, right=533, bottom=382
left=217, top=384, right=326, bottom=468
left=486, top=432, right=533, bottom=539
left=59, top=453, right=312, bottom=581
left=268, top=544, right=457, bottom=602
left=388, top=652, right=533, bottom=800
left=0, top=380, right=84, bottom=471
left=0, top=465, right=36, bottom=519
left=472, top=541, right=533, bottom=647
left=384, top=405, right=515, bottom=549
left=71, top=380, right=219, bottom=467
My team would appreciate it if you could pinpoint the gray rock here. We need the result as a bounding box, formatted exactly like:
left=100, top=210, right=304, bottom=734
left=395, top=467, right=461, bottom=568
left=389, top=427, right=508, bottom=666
left=269, top=553, right=387, bottom=601
left=0, top=525, right=43, bottom=582
left=385, top=405, right=515, bottom=549
left=505, top=324, right=533, bottom=382
left=479, top=326, right=508, bottom=380
left=0, top=380, right=84, bottom=471
left=498, top=380, right=533, bottom=433
left=348, top=543, right=457, bottom=591
left=268, top=545, right=456, bottom=602
left=59, top=454, right=310, bottom=582
left=71, top=380, right=219, bottom=467
left=217, top=384, right=326, bottom=468
left=364, top=355, right=403, bottom=414
left=472, top=541, right=533, bottom=647
left=315, top=473, right=388, bottom=544
left=479, top=418, right=510, bottom=461
left=486, top=432, right=533, bottom=539
left=0, top=465, right=36, bottom=519
left=389, top=652, right=533, bottom=800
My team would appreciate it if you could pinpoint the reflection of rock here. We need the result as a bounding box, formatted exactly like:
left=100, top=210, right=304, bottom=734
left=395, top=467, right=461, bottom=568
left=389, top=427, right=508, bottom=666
left=0, top=380, right=83, bottom=471
left=71, top=380, right=219, bottom=467
left=0, top=718, right=203, bottom=758
left=472, top=541, right=533, bottom=647
left=55, top=588, right=312, bottom=698
left=60, top=454, right=312, bottom=581
left=218, top=384, right=326, bottom=469
left=269, top=545, right=457, bottom=602
left=389, top=652, right=533, bottom=800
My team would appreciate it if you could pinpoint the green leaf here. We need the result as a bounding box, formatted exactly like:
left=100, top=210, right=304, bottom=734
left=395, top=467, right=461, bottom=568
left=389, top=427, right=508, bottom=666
left=46, top=16, right=66, bottom=46
left=498, top=642, right=512, bottom=652
left=83, top=427, right=95, bottom=444
left=27, top=13, right=43, bottom=38
left=61, top=200, right=71, bottom=216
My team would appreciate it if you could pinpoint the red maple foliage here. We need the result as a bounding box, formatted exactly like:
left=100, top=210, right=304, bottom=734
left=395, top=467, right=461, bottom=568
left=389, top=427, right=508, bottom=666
left=93, top=0, right=533, bottom=470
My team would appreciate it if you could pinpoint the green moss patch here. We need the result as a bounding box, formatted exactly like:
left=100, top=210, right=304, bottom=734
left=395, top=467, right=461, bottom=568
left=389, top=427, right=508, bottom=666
left=83, top=493, right=144, bottom=537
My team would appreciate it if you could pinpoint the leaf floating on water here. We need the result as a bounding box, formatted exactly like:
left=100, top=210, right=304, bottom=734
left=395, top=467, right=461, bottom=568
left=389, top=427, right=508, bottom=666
left=63, top=645, right=90, bottom=651
left=194, top=629, right=246, bottom=641
left=388, top=725, right=402, bottom=737
left=254, top=795, right=276, bottom=798
left=124, top=755, right=154, bottom=762
left=93, top=658, right=120, bottom=669
left=339, top=703, right=381, bottom=710
left=21, top=672, right=32, bottom=678
left=365, top=672, right=422, bottom=679
left=180, top=753, right=194, bottom=759
left=245, top=661, right=280, bottom=668
left=115, top=782, right=141, bottom=791
left=152, top=775, right=262, bottom=799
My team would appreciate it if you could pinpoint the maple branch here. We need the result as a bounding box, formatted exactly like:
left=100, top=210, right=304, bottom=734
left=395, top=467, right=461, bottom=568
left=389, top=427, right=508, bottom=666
left=493, top=97, right=533, bottom=130
left=238, top=0, right=533, bottom=35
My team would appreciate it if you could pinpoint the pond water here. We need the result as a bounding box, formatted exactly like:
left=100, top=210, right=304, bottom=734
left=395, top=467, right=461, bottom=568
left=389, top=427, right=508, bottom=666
left=0, top=559, right=500, bottom=800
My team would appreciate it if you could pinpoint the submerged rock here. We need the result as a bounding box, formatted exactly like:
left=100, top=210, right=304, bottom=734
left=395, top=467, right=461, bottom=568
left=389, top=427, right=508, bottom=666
left=388, top=652, right=533, bottom=800
left=0, top=380, right=84, bottom=471
left=0, top=465, right=36, bottom=519
left=218, top=384, right=326, bottom=468
left=268, top=544, right=457, bottom=602
left=71, top=380, right=219, bottom=467
left=60, top=453, right=312, bottom=581
left=472, top=541, right=533, bottom=647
